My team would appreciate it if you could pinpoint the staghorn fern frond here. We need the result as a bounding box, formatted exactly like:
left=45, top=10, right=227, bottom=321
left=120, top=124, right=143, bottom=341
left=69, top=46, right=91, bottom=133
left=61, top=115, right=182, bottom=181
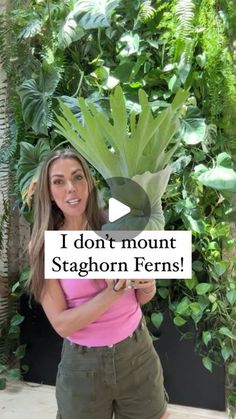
left=54, top=86, right=188, bottom=180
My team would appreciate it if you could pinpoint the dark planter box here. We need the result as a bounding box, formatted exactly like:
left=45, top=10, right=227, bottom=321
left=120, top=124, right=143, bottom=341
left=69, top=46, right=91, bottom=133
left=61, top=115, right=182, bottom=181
left=152, top=311, right=225, bottom=411
left=20, top=294, right=62, bottom=386
left=20, top=295, right=225, bottom=410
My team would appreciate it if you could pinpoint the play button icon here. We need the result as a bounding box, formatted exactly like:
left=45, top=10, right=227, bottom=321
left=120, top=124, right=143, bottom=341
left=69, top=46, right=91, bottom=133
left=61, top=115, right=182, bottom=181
left=88, top=167, right=171, bottom=241
left=108, top=198, right=131, bottom=222
left=88, top=166, right=172, bottom=241
left=96, top=176, right=152, bottom=240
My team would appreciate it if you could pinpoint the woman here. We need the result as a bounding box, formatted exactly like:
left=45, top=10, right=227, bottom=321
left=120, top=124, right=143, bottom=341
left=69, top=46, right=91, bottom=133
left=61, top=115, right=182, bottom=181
left=27, top=148, right=168, bottom=419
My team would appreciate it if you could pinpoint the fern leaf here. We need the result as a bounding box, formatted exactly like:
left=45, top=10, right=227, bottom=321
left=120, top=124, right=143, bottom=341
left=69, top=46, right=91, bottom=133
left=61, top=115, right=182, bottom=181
left=138, top=1, right=156, bottom=23
left=175, top=0, right=195, bottom=39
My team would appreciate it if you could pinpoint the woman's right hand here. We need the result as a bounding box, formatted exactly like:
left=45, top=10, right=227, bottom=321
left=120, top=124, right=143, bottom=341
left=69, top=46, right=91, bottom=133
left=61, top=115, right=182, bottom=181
left=105, top=279, right=127, bottom=292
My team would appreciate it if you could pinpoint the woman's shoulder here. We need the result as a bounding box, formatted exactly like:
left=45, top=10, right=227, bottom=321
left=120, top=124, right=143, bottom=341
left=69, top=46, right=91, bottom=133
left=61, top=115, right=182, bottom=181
left=40, top=278, right=64, bottom=303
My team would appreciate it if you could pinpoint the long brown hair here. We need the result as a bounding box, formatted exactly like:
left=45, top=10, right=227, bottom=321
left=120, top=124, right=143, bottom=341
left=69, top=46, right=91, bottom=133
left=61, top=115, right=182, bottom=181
left=27, top=148, right=104, bottom=302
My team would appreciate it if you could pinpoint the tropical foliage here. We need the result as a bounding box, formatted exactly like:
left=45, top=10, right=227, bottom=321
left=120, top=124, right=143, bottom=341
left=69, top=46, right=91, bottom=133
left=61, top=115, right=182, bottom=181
left=0, top=0, right=236, bottom=416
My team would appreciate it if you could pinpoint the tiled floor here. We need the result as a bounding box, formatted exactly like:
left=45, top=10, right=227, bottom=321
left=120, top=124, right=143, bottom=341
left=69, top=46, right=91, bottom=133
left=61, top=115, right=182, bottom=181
left=0, top=381, right=228, bottom=419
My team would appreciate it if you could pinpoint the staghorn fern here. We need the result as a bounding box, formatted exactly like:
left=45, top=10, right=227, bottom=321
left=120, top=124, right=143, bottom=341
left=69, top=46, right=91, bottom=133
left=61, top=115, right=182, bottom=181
left=54, top=86, right=188, bottom=230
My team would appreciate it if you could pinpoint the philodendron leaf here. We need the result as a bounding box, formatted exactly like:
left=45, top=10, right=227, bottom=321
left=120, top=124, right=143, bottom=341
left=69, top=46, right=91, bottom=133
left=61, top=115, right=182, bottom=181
left=221, top=345, right=233, bottom=361
left=151, top=312, right=163, bottom=329
left=181, top=117, right=206, bottom=145
left=173, top=316, right=186, bottom=326
left=216, top=152, right=233, bottom=168
left=219, top=327, right=236, bottom=341
left=202, top=357, right=213, bottom=372
left=17, top=139, right=51, bottom=206
left=158, top=288, right=169, bottom=299
left=228, top=362, right=236, bottom=376
left=196, top=283, right=212, bottom=295
left=226, top=290, right=236, bottom=306
left=18, top=68, right=60, bottom=134
left=10, top=313, right=24, bottom=327
left=195, top=166, right=236, bottom=191
left=202, top=331, right=212, bottom=346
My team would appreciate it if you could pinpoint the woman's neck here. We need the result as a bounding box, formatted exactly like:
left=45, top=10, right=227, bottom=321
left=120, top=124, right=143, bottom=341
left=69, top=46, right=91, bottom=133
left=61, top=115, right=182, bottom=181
left=61, top=215, right=88, bottom=231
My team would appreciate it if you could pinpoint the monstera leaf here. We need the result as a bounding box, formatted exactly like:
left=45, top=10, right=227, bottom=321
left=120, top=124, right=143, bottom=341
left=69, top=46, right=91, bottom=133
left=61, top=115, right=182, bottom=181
left=73, top=0, right=121, bottom=29
left=57, top=16, right=85, bottom=48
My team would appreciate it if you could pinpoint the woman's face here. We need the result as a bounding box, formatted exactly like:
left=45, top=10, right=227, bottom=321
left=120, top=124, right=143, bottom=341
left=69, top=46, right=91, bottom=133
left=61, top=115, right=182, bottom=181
left=49, top=158, right=89, bottom=223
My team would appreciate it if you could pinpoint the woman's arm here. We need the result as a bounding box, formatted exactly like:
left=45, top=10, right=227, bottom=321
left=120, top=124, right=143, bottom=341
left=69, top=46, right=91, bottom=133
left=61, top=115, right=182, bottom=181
left=40, top=279, right=126, bottom=338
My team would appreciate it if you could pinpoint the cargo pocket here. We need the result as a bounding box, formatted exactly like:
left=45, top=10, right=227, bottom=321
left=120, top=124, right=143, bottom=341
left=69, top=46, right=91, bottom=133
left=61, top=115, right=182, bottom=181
left=56, top=365, right=97, bottom=419
left=57, top=366, right=96, bottom=401
left=132, top=347, right=161, bottom=399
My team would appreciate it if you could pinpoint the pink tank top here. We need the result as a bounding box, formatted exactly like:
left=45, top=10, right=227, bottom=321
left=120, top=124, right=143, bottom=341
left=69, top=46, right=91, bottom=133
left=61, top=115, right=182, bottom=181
left=59, top=279, right=142, bottom=347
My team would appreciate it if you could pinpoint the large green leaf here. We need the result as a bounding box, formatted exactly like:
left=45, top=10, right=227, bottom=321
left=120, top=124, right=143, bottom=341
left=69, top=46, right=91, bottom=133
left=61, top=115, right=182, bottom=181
left=118, top=32, right=140, bottom=57
left=151, top=312, right=163, bottom=329
left=17, top=139, right=51, bottom=206
left=219, top=327, right=236, bottom=341
left=18, top=18, right=43, bottom=39
left=57, top=16, right=85, bottom=48
left=18, top=68, right=60, bottom=135
left=73, top=0, right=121, bottom=29
left=181, top=117, right=206, bottom=145
left=195, top=165, right=236, bottom=191
left=59, top=94, right=109, bottom=121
